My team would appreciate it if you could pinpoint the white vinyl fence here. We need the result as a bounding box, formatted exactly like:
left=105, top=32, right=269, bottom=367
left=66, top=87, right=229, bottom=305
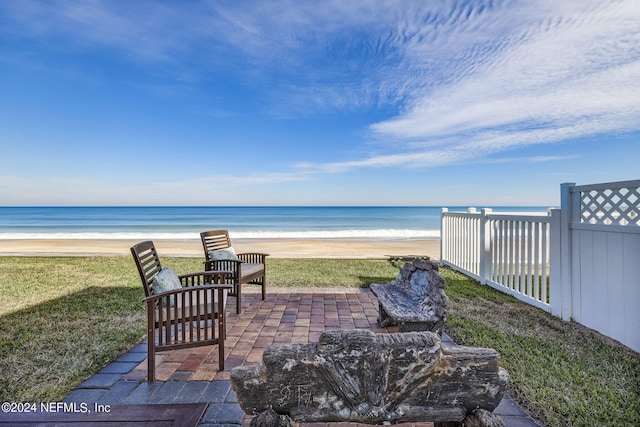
left=441, top=179, right=640, bottom=352
left=559, top=180, right=640, bottom=353
left=441, top=208, right=557, bottom=312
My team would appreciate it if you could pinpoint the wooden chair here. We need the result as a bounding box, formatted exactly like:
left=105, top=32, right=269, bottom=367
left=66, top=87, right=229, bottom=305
left=200, top=230, right=268, bottom=314
left=131, top=240, right=232, bottom=383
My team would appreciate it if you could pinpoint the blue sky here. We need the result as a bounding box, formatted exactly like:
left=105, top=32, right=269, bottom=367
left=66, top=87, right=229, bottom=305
left=1, top=0, right=638, bottom=206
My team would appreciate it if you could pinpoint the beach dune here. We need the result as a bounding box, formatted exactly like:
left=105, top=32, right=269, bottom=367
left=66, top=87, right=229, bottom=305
left=0, top=238, right=440, bottom=259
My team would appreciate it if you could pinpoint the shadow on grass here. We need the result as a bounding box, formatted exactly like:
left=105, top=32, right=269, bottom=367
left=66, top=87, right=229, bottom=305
left=0, top=286, right=146, bottom=402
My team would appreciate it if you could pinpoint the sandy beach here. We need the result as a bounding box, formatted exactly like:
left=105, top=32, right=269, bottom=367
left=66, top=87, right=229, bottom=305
left=0, top=238, right=440, bottom=259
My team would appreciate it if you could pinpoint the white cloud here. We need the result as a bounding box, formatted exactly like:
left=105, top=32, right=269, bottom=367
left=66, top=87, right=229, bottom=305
left=3, top=0, right=639, bottom=178
left=482, top=155, right=579, bottom=164
left=2, top=1, right=183, bottom=61
left=287, top=0, right=640, bottom=173
left=366, top=0, right=640, bottom=160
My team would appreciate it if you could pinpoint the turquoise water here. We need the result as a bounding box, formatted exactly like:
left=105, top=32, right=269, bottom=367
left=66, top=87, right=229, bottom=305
left=0, top=206, right=548, bottom=240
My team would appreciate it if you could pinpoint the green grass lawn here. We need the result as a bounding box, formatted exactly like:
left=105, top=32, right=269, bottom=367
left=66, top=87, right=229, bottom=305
left=1, top=256, right=638, bottom=426
left=442, top=269, right=640, bottom=426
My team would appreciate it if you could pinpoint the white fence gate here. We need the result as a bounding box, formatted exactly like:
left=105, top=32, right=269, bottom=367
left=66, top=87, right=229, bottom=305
left=441, top=179, right=640, bottom=353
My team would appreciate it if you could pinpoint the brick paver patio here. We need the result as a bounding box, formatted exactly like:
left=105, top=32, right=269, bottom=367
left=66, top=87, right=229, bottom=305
left=55, top=288, right=539, bottom=426
left=123, top=288, right=391, bottom=383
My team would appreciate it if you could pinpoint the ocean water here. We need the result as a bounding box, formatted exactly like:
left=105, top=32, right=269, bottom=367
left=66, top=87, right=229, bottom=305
left=0, top=206, right=548, bottom=240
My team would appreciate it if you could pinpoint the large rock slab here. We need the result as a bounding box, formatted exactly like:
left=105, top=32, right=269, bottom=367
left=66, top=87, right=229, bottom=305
left=231, top=329, right=508, bottom=424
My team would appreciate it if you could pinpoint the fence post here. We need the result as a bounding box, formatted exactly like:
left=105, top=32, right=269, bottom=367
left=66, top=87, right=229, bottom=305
left=548, top=208, right=563, bottom=318
left=559, top=183, right=575, bottom=321
left=440, top=208, right=448, bottom=266
left=479, top=208, right=492, bottom=285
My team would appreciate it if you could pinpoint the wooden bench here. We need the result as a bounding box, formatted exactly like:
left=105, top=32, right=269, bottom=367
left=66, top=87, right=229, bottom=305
left=230, top=329, right=509, bottom=427
left=370, top=258, right=448, bottom=333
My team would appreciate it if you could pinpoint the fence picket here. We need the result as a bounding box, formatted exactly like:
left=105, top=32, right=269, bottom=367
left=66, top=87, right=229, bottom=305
left=528, top=226, right=532, bottom=297
left=541, top=221, right=548, bottom=304
left=441, top=208, right=552, bottom=311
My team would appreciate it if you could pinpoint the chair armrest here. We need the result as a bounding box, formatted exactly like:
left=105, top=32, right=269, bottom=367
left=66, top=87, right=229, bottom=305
left=237, top=252, right=269, bottom=263
left=143, top=283, right=233, bottom=304
left=143, top=284, right=233, bottom=326
left=179, top=270, right=233, bottom=286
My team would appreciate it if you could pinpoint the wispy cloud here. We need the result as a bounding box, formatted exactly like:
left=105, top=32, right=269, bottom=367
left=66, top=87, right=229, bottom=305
left=0, top=0, right=195, bottom=62
left=179, top=0, right=640, bottom=173
left=366, top=1, right=640, bottom=160
left=3, top=0, right=638, bottom=178
left=285, top=0, right=640, bottom=173
left=481, top=155, right=579, bottom=164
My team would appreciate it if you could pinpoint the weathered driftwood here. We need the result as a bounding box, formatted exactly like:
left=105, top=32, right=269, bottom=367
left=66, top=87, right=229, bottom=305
left=370, top=258, right=448, bottom=332
left=250, top=409, right=293, bottom=427
left=249, top=408, right=505, bottom=427
left=463, top=409, right=506, bottom=427
left=231, top=329, right=509, bottom=426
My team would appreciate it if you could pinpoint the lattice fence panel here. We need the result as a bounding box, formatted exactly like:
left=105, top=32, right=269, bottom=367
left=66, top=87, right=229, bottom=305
left=580, top=185, right=640, bottom=226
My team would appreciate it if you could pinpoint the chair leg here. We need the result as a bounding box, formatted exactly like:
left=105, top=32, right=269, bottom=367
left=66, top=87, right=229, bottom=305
left=217, top=288, right=225, bottom=371
left=218, top=333, right=225, bottom=371
left=236, top=283, right=242, bottom=314
left=261, top=276, right=266, bottom=301
left=147, top=331, right=155, bottom=383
